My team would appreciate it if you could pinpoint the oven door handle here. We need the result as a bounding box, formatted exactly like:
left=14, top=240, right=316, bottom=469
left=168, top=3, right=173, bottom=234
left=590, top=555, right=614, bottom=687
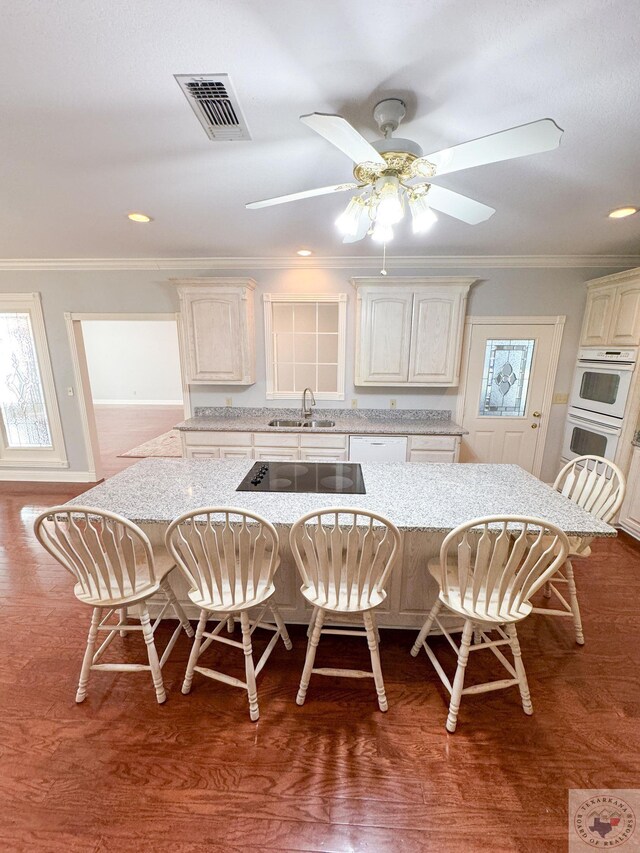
left=577, top=360, right=635, bottom=370
left=568, top=415, right=621, bottom=435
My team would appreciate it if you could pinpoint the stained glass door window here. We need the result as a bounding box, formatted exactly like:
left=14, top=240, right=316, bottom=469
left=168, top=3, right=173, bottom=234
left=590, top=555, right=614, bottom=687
left=0, top=312, right=52, bottom=447
left=478, top=339, right=535, bottom=417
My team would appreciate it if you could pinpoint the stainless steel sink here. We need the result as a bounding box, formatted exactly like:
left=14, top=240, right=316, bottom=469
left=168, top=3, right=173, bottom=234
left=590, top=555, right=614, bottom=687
left=267, top=418, right=336, bottom=428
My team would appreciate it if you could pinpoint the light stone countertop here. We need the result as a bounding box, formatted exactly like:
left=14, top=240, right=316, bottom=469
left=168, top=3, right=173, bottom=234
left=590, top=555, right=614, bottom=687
left=175, top=407, right=467, bottom=436
left=68, top=458, right=615, bottom=536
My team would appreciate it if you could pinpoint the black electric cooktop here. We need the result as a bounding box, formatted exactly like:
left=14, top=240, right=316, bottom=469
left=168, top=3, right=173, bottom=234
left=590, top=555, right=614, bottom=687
left=236, top=461, right=366, bottom=494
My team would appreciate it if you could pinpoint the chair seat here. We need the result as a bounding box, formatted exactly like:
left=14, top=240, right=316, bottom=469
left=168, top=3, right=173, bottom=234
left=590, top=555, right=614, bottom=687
left=300, top=583, right=386, bottom=613
left=73, top=549, right=177, bottom=607
left=188, top=581, right=277, bottom=613
left=427, top=558, right=531, bottom=624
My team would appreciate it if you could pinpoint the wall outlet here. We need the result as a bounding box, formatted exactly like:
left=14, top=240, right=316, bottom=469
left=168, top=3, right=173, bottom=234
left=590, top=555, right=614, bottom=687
left=552, top=392, right=569, bottom=405
left=67, top=387, right=74, bottom=396
left=351, top=398, right=358, bottom=409
left=389, top=399, right=397, bottom=409
left=225, top=397, right=233, bottom=406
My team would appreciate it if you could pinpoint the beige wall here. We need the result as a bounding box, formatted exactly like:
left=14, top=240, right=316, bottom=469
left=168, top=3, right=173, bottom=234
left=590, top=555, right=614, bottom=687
left=0, top=262, right=626, bottom=481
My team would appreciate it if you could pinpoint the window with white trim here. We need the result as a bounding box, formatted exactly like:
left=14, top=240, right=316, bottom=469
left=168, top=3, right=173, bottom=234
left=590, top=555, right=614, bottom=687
left=0, top=293, right=67, bottom=467
left=264, top=294, right=347, bottom=400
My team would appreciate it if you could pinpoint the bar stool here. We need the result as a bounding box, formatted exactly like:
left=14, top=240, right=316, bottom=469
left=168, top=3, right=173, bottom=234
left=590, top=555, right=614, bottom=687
left=34, top=505, right=194, bottom=704
left=165, top=507, right=292, bottom=721
left=410, top=515, right=569, bottom=732
left=533, top=455, right=625, bottom=644
left=289, top=508, right=401, bottom=712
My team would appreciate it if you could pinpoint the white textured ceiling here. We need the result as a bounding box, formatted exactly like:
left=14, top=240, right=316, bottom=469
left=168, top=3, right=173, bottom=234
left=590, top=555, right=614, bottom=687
left=1, top=0, right=639, bottom=259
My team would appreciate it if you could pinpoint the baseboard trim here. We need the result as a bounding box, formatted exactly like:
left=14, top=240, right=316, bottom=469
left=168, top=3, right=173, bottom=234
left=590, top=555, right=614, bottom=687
left=0, top=469, right=99, bottom=483
left=93, top=399, right=183, bottom=406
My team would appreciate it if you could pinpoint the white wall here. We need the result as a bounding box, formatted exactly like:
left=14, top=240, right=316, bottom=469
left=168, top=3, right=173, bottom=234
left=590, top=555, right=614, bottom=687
left=82, top=320, right=182, bottom=404
left=0, top=261, right=629, bottom=479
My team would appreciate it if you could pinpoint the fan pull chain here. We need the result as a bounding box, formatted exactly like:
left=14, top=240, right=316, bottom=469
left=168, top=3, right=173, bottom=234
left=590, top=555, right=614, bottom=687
left=380, top=242, right=388, bottom=276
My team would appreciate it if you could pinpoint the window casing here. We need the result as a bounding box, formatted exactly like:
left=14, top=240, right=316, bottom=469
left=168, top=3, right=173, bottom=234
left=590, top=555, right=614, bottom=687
left=0, top=293, right=67, bottom=467
left=264, top=294, right=347, bottom=400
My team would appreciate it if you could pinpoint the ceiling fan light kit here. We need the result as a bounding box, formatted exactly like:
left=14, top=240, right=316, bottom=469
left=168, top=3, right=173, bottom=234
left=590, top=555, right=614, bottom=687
left=246, top=97, right=564, bottom=247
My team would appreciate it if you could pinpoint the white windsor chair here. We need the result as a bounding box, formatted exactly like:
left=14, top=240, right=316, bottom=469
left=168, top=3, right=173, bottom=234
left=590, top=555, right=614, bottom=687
left=533, top=455, right=625, bottom=644
left=34, top=505, right=194, bottom=704
left=165, top=507, right=292, bottom=722
left=410, top=515, right=569, bottom=732
left=289, top=508, right=401, bottom=712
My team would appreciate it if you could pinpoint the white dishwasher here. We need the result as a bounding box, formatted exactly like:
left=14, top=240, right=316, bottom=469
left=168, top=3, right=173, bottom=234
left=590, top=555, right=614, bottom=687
left=349, top=435, right=408, bottom=463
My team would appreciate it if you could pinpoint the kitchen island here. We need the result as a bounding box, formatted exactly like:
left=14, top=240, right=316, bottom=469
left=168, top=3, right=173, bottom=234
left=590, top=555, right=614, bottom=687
left=69, top=458, right=615, bottom=628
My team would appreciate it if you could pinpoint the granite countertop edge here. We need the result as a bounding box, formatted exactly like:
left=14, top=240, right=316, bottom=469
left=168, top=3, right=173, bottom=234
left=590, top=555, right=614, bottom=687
left=175, top=407, right=467, bottom=436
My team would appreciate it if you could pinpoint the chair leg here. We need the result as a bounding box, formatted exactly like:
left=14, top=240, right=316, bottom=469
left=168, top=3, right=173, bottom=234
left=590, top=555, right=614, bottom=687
left=139, top=604, right=166, bottom=704
left=543, top=581, right=552, bottom=599
left=161, top=578, right=194, bottom=638
left=118, top=607, right=128, bottom=638
left=564, top=560, right=585, bottom=645
left=307, top=606, right=318, bottom=638
left=363, top=610, right=388, bottom=712
left=240, top=611, right=259, bottom=722
left=227, top=616, right=235, bottom=633
left=182, top=610, right=208, bottom=695
left=270, top=601, right=293, bottom=650
left=297, top=607, right=325, bottom=706
left=505, top=623, right=533, bottom=715
left=410, top=599, right=442, bottom=656
left=76, top=607, right=101, bottom=703
left=446, top=620, right=474, bottom=733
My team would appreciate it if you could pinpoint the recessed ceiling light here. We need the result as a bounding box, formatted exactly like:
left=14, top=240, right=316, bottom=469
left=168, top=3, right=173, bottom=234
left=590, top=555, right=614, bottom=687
left=608, top=206, right=638, bottom=219
left=127, top=212, right=153, bottom=223
left=297, top=249, right=313, bottom=256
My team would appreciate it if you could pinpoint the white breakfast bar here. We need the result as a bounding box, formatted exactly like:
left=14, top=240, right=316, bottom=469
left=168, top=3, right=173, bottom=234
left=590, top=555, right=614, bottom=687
left=68, top=458, right=616, bottom=628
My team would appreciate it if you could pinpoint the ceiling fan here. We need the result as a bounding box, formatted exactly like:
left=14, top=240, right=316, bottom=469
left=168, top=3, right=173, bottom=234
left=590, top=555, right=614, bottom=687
left=246, top=99, right=563, bottom=243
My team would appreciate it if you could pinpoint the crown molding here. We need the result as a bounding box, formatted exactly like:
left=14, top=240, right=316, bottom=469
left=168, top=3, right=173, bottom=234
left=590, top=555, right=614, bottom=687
left=0, top=255, right=638, bottom=272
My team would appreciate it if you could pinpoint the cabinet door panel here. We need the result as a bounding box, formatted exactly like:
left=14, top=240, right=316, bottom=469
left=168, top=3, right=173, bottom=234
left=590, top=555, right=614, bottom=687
left=357, top=291, right=413, bottom=383
left=581, top=288, right=615, bottom=346
left=299, top=448, right=348, bottom=462
left=409, top=291, right=461, bottom=384
left=219, top=447, right=254, bottom=459
left=185, top=446, right=221, bottom=459
left=610, top=285, right=640, bottom=345
left=188, top=295, right=242, bottom=380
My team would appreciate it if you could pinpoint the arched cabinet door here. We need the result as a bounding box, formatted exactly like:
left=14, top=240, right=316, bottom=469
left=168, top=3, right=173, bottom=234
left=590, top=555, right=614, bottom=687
left=352, top=277, right=474, bottom=387
left=173, top=278, right=256, bottom=385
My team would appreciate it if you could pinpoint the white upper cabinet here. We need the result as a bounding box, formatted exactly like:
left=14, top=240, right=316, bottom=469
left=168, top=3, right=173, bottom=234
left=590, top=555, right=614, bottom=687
left=581, top=269, right=640, bottom=347
left=173, top=278, right=256, bottom=384
left=352, top=277, right=475, bottom=386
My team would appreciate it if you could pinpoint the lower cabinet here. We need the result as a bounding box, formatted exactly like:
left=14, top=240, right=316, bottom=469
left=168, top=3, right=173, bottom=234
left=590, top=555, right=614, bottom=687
left=619, top=446, right=640, bottom=539
left=181, top=429, right=460, bottom=462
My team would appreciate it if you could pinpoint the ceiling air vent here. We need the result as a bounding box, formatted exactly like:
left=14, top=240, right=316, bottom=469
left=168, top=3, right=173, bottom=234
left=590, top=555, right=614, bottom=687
left=175, top=74, right=251, bottom=141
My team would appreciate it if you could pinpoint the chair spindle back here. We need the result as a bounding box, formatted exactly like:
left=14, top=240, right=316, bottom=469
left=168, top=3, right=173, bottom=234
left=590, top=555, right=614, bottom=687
left=554, top=455, right=626, bottom=522
left=289, top=508, right=401, bottom=610
left=165, top=507, right=280, bottom=609
left=34, top=505, right=156, bottom=603
left=439, top=515, right=570, bottom=620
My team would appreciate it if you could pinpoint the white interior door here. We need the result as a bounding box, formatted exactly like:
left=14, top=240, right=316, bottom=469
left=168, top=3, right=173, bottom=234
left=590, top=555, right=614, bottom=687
left=460, top=322, right=558, bottom=473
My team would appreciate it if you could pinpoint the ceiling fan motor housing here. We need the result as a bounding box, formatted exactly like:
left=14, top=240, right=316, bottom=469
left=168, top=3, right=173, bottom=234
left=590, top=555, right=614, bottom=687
left=373, top=98, right=407, bottom=135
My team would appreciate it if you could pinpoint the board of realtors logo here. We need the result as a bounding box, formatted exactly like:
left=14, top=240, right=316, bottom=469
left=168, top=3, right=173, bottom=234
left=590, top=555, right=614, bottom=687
left=574, top=794, right=636, bottom=847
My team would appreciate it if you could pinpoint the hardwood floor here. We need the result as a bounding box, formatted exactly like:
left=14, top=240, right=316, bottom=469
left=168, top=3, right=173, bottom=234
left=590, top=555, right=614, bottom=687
left=93, top=404, right=184, bottom=478
left=1, top=482, right=639, bottom=851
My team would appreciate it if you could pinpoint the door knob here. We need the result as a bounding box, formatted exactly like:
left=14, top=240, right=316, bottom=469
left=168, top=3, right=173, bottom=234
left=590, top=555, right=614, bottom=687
left=532, top=411, right=541, bottom=418
left=531, top=423, right=538, bottom=429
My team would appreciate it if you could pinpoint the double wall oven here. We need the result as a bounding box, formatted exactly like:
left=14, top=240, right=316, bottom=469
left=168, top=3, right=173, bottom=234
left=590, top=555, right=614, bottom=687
left=562, top=347, right=637, bottom=462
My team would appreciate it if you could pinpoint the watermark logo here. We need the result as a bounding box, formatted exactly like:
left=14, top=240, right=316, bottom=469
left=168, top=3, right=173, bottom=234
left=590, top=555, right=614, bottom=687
left=570, top=790, right=639, bottom=850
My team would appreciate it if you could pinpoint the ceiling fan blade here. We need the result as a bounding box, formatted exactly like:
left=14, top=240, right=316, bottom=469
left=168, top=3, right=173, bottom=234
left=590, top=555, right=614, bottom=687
left=300, top=113, right=386, bottom=165
left=426, top=185, right=495, bottom=224
left=342, top=210, right=372, bottom=243
left=246, top=182, right=358, bottom=209
left=420, top=119, right=563, bottom=176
